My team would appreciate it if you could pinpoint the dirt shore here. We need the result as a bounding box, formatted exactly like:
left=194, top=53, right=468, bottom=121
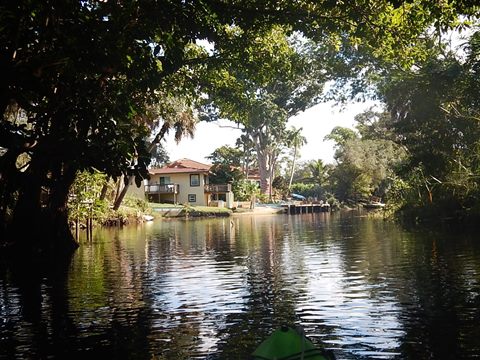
left=232, top=205, right=285, bottom=216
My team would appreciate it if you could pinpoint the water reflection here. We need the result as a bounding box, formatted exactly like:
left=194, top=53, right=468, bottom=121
left=1, top=212, right=480, bottom=359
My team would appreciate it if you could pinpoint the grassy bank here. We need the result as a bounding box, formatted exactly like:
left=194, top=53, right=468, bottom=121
left=161, top=204, right=232, bottom=218
left=71, top=199, right=234, bottom=230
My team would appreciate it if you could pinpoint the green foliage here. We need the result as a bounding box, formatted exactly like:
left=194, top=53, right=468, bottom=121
left=208, top=145, right=248, bottom=200
left=69, top=171, right=151, bottom=226
left=375, top=30, right=480, bottom=224
left=68, top=170, right=111, bottom=224
left=210, top=164, right=245, bottom=186
left=150, top=143, right=170, bottom=168
left=123, top=197, right=150, bottom=213
left=235, top=134, right=258, bottom=172
left=355, top=109, right=396, bottom=141
left=325, top=112, right=407, bottom=203
left=208, top=146, right=244, bottom=167
left=301, top=159, right=330, bottom=187
left=234, top=180, right=261, bottom=202
left=290, top=183, right=326, bottom=200
left=324, top=126, right=358, bottom=148
left=272, top=176, right=289, bottom=200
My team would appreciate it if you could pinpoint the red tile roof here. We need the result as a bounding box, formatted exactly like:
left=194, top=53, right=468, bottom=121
left=149, top=158, right=211, bottom=175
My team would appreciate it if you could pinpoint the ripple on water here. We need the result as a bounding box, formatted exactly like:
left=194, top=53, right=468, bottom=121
left=2, top=215, right=480, bottom=359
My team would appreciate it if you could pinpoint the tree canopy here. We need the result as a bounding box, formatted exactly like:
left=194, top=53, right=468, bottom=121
left=376, top=30, right=480, bottom=223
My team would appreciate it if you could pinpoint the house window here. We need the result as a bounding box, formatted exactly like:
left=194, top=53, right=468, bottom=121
left=190, top=174, right=200, bottom=187
left=188, top=194, right=196, bottom=203
left=159, top=176, right=170, bottom=185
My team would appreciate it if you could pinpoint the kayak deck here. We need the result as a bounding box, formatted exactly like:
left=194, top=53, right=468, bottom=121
left=251, top=326, right=335, bottom=360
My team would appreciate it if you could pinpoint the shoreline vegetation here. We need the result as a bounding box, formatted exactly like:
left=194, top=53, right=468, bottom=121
left=71, top=198, right=287, bottom=230
left=147, top=202, right=286, bottom=218
left=72, top=196, right=478, bottom=235
left=70, top=198, right=284, bottom=229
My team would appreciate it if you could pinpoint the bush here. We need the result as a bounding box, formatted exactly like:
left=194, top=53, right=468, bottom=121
left=290, top=183, right=326, bottom=200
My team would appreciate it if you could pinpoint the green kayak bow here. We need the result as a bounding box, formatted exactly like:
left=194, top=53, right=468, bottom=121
left=251, top=326, right=335, bottom=360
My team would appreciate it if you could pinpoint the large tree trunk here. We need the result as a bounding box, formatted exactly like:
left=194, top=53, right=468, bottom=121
left=256, top=148, right=271, bottom=195
left=0, top=150, right=21, bottom=242
left=7, top=154, right=46, bottom=252
left=252, top=132, right=271, bottom=195
left=46, top=163, right=79, bottom=252
left=99, top=182, right=109, bottom=201
left=5, top=157, right=78, bottom=256
left=269, top=154, right=278, bottom=202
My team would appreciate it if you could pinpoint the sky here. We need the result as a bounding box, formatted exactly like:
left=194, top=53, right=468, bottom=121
left=164, top=100, right=378, bottom=165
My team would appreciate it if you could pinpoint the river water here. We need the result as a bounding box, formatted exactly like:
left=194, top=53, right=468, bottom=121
left=1, top=212, right=480, bottom=359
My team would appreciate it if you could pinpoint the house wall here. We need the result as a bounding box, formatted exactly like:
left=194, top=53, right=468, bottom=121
left=126, top=178, right=146, bottom=199
left=149, top=172, right=209, bottom=206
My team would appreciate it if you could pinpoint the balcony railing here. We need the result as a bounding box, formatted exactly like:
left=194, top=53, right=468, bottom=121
left=204, top=184, right=231, bottom=193
left=145, top=184, right=179, bottom=194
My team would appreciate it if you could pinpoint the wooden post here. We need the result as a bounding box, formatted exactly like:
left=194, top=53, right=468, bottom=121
left=75, top=218, right=79, bottom=240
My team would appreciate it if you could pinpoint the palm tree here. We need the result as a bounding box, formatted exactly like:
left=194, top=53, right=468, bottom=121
left=146, top=104, right=196, bottom=153
left=286, top=127, right=307, bottom=189
left=112, top=99, right=196, bottom=210
left=307, top=159, right=328, bottom=187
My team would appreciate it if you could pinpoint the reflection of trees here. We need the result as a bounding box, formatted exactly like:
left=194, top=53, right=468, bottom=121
left=2, top=217, right=313, bottom=359
left=0, top=254, right=79, bottom=359
left=142, top=218, right=243, bottom=358
left=66, top=227, right=153, bottom=359
left=390, top=232, right=480, bottom=359
left=214, top=215, right=321, bottom=358
left=3, top=215, right=479, bottom=359
left=336, top=215, right=480, bottom=359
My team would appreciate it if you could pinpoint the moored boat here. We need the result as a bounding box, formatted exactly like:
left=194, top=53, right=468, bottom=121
left=251, top=326, right=335, bottom=360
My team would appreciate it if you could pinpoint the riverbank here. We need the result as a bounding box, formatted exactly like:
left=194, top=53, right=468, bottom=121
left=93, top=202, right=286, bottom=225
left=149, top=203, right=232, bottom=218
left=232, top=204, right=285, bottom=215
left=151, top=203, right=284, bottom=218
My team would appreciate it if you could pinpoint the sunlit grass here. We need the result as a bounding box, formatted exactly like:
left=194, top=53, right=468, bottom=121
left=187, top=205, right=232, bottom=214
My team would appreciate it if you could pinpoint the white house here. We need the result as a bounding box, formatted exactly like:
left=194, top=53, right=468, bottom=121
left=145, top=158, right=234, bottom=207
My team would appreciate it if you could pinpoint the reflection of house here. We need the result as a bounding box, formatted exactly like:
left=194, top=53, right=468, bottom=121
left=145, top=158, right=234, bottom=207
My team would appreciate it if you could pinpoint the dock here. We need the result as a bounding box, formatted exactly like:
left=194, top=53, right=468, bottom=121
left=282, top=203, right=330, bottom=215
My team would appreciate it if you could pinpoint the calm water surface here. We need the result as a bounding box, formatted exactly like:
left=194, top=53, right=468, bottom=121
left=1, top=212, right=480, bottom=359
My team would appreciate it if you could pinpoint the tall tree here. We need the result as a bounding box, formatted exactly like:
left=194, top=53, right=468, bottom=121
left=286, top=127, right=307, bottom=189
left=201, top=27, right=325, bottom=197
